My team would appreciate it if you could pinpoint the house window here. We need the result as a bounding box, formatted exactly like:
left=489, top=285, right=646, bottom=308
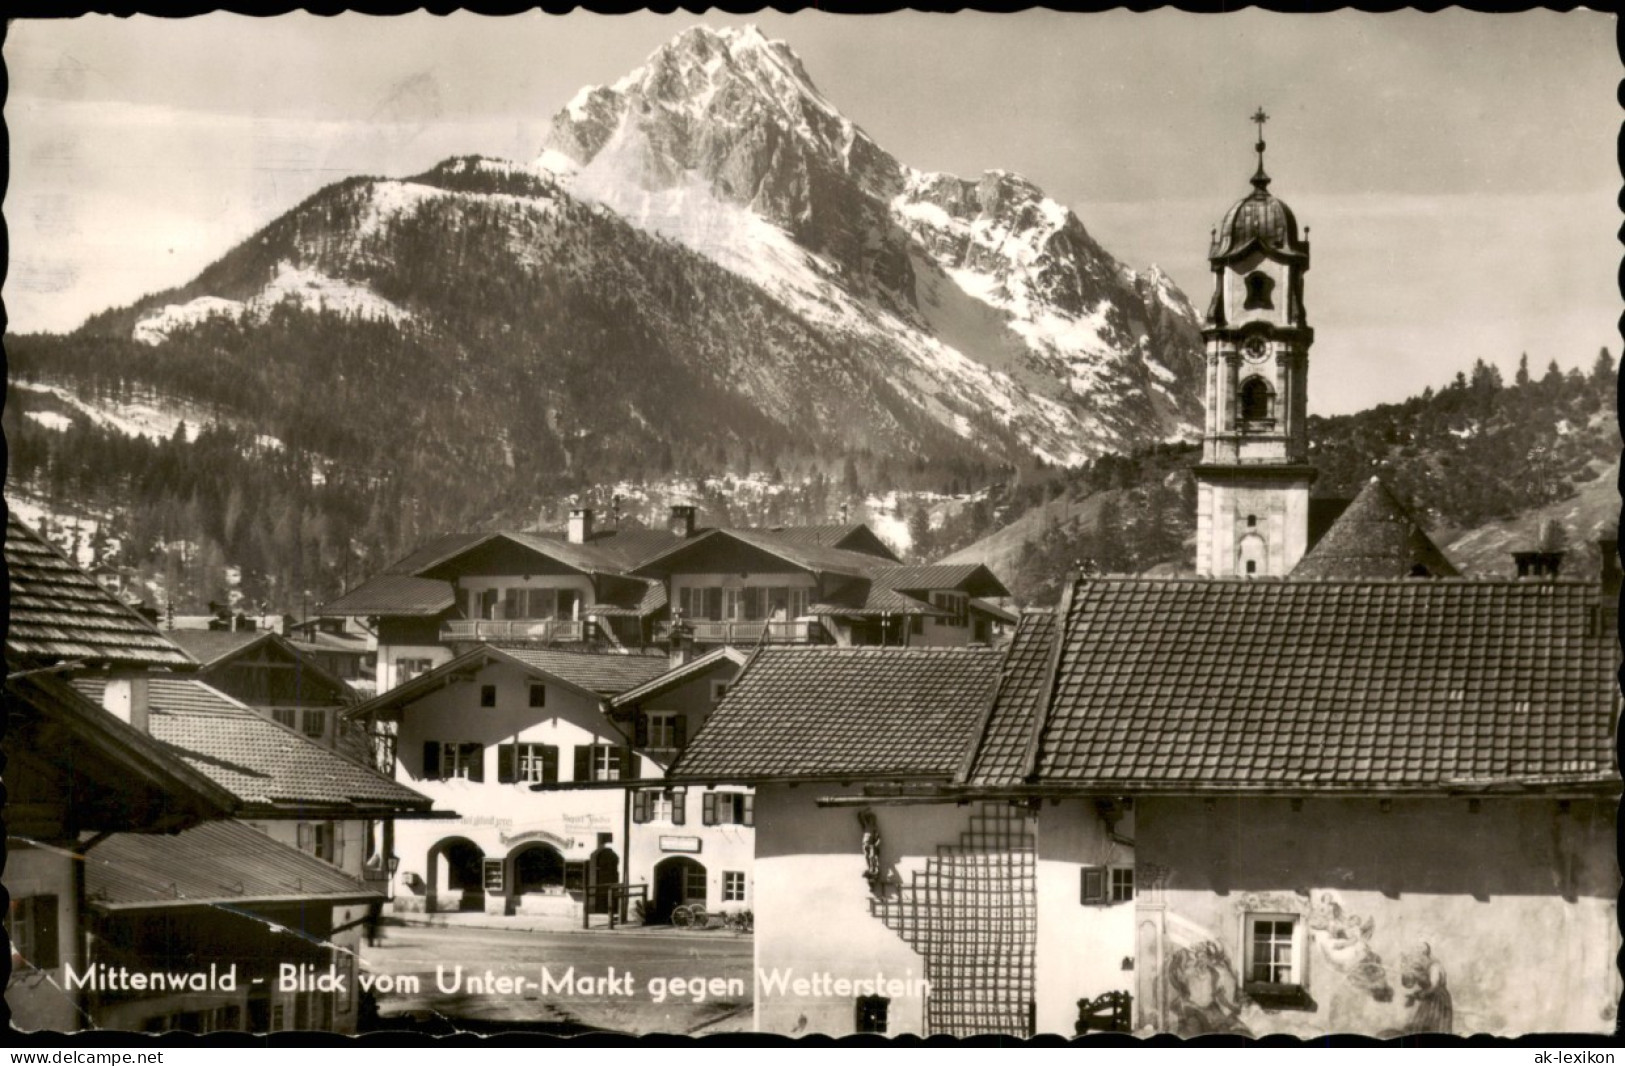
left=929, top=591, right=968, bottom=627
left=685, top=865, right=708, bottom=903
left=480, top=684, right=497, bottom=708
left=645, top=711, right=684, bottom=751
left=423, top=740, right=484, bottom=782
left=710, top=681, right=730, bottom=704
left=1244, top=913, right=1306, bottom=996
left=1082, top=865, right=1134, bottom=905
left=272, top=708, right=297, bottom=729
left=679, top=586, right=725, bottom=621
left=910, top=615, right=924, bottom=635
left=855, top=995, right=889, bottom=1034
left=529, top=683, right=547, bottom=708
left=7, top=895, right=60, bottom=970
left=498, top=743, right=559, bottom=784
left=300, top=708, right=326, bottom=739
left=703, top=790, right=754, bottom=826
left=573, top=744, right=622, bottom=782
left=634, top=788, right=686, bottom=824
left=723, top=871, right=746, bottom=902
left=396, top=658, right=434, bottom=683
left=297, top=821, right=343, bottom=865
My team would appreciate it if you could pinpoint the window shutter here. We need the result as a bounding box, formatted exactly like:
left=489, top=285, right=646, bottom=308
left=333, top=825, right=346, bottom=869
left=422, top=741, right=441, bottom=780
left=543, top=746, right=559, bottom=783
left=634, top=710, right=648, bottom=747
left=631, top=753, right=643, bottom=780
left=702, top=791, right=718, bottom=826
left=298, top=823, right=313, bottom=851
left=465, top=744, right=485, bottom=783
left=633, top=790, right=650, bottom=824
left=497, top=744, right=515, bottom=784
left=705, top=587, right=722, bottom=620
left=673, top=715, right=687, bottom=750
left=742, top=793, right=754, bottom=827
left=1081, top=866, right=1107, bottom=904
left=672, top=791, right=686, bottom=826
left=34, top=896, right=60, bottom=969
left=574, top=746, right=591, bottom=782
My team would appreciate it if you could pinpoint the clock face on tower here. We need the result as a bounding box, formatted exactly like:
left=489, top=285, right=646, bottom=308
left=1242, top=336, right=1270, bottom=365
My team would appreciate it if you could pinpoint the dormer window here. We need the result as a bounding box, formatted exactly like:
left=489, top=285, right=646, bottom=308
left=1243, top=271, right=1275, bottom=310
left=1239, top=377, right=1275, bottom=422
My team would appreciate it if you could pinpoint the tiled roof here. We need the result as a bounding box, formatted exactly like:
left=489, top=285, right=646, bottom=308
left=74, top=677, right=432, bottom=815
left=609, top=647, right=750, bottom=708
left=5, top=513, right=196, bottom=668
left=87, top=820, right=378, bottom=911
left=760, top=524, right=900, bottom=561
left=382, top=531, right=491, bottom=574
left=500, top=647, right=674, bottom=697
left=1292, top=478, right=1460, bottom=579
left=167, top=628, right=271, bottom=667
left=671, top=647, right=1003, bottom=782
left=868, top=564, right=1011, bottom=598
left=1032, top=577, right=1618, bottom=790
left=962, top=610, right=1059, bottom=787
left=809, top=587, right=950, bottom=617
left=7, top=672, right=237, bottom=832
left=322, top=574, right=456, bottom=616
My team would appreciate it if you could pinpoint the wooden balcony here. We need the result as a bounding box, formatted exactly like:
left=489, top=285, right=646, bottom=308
left=440, top=619, right=591, bottom=644
left=656, top=619, right=821, bottom=645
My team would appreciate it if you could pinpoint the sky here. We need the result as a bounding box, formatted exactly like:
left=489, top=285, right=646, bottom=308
left=5, top=10, right=1618, bottom=415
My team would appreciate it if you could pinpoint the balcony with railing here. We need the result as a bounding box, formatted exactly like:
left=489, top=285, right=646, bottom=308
left=654, top=619, right=822, bottom=646
left=440, top=618, right=591, bottom=644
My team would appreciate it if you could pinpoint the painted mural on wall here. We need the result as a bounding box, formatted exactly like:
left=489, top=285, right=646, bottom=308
left=1154, top=889, right=1457, bottom=1037
left=1165, top=940, right=1253, bottom=1037
left=1394, top=943, right=1453, bottom=1036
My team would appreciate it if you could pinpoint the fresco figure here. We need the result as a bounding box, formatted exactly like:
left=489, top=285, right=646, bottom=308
left=1166, top=940, right=1253, bottom=1038
left=1398, top=943, right=1453, bottom=1034
left=1308, top=892, right=1393, bottom=1002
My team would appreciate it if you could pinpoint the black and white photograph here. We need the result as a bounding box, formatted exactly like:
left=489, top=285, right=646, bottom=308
left=3, top=9, right=1619, bottom=1042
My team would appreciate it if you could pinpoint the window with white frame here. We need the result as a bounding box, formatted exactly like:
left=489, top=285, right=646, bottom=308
left=723, top=871, right=746, bottom=902
left=496, top=742, right=558, bottom=784
left=300, top=708, right=326, bottom=739
left=272, top=708, right=298, bottom=730
left=424, top=740, right=483, bottom=781
left=634, top=788, right=686, bottom=825
left=703, top=790, right=753, bottom=826
left=1244, top=913, right=1303, bottom=988
left=573, top=743, right=622, bottom=782
left=1081, top=864, right=1135, bottom=905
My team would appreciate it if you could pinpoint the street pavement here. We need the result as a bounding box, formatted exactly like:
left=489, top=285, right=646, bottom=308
left=360, top=922, right=754, bottom=1036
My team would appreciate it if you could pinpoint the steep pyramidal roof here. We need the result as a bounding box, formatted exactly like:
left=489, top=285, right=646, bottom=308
left=1291, top=477, right=1459, bottom=580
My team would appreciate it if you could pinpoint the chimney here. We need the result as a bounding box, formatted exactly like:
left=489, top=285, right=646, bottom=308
left=1599, top=538, right=1621, bottom=597
left=669, top=505, right=697, bottom=539
left=668, top=617, right=694, bottom=669
left=103, top=674, right=151, bottom=733
left=568, top=508, right=594, bottom=545
left=1513, top=550, right=1565, bottom=579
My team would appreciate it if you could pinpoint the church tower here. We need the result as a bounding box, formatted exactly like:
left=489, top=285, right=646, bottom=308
left=1195, top=109, right=1317, bottom=577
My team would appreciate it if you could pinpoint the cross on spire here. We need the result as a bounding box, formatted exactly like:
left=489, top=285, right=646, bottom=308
left=1249, top=106, right=1271, bottom=191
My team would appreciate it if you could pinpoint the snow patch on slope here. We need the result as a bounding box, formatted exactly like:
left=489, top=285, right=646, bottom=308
left=133, top=261, right=411, bottom=345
